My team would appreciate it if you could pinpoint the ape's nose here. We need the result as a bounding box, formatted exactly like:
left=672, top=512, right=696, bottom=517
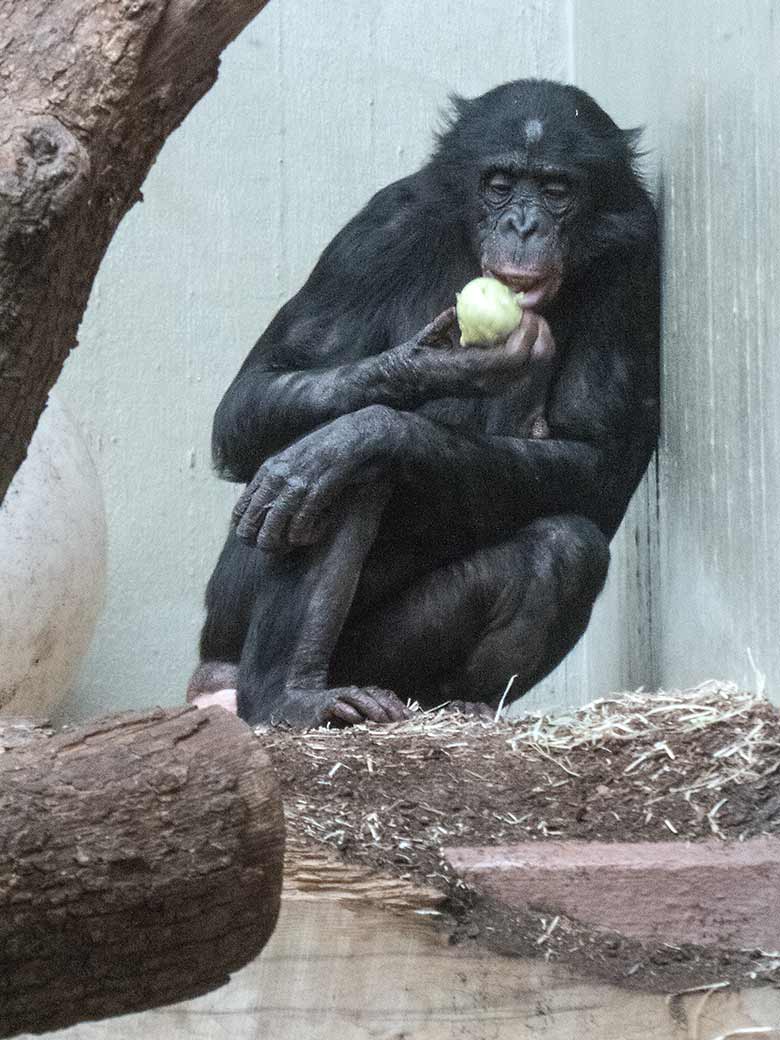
left=498, top=206, right=540, bottom=241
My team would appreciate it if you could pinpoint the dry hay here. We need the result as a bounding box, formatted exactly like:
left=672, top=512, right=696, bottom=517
left=263, top=680, right=780, bottom=855
left=505, top=681, right=780, bottom=837
left=257, top=682, right=780, bottom=990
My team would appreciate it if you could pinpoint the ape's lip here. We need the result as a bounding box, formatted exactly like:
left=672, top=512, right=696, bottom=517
left=483, top=268, right=552, bottom=309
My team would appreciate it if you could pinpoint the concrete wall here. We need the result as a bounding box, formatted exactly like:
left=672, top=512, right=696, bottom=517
left=55, top=0, right=778, bottom=722
left=574, top=0, right=780, bottom=695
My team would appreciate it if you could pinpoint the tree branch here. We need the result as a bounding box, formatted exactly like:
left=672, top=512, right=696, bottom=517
left=0, top=0, right=270, bottom=504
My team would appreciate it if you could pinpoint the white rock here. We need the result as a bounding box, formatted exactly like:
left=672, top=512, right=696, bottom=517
left=0, top=394, right=107, bottom=716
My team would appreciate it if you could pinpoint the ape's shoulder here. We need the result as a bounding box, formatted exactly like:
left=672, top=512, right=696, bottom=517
left=359, top=173, right=427, bottom=226
left=307, top=173, right=434, bottom=287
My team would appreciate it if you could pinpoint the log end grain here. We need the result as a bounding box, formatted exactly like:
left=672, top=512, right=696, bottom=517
left=0, top=705, right=284, bottom=1037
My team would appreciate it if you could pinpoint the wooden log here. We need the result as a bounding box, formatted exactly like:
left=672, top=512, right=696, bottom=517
left=0, top=706, right=285, bottom=1038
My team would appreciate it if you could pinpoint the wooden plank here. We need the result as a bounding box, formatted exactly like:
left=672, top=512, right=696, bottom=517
left=32, top=895, right=780, bottom=1040
left=445, top=837, right=780, bottom=948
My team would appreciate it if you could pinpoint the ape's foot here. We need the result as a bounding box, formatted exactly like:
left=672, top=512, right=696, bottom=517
left=245, top=685, right=411, bottom=729
left=187, top=661, right=238, bottom=713
left=190, top=689, right=238, bottom=712
left=444, top=699, right=496, bottom=721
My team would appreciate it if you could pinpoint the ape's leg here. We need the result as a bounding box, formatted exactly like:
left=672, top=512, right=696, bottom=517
left=196, top=485, right=409, bottom=727
left=188, top=530, right=263, bottom=710
left=333, top=514, right=610, bottom=710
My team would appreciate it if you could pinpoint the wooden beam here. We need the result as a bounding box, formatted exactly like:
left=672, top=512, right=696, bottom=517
left=43, top=871, right=780, bottom=1040
left=445, top=838, right=780, bottom=949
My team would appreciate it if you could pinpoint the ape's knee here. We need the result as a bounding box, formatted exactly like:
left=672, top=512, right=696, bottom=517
left=564, top=515, right=610, bottom=593
left=529, top=514, right=610, bottom=601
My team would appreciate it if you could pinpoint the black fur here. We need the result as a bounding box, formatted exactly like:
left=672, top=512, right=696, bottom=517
left=197, top=79, right=659, bottom=727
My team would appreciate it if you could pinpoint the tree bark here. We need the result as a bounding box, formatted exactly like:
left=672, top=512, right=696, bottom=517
left=0, top=0, right=270, bottom=506
left=0, top=706, right=285, bottom=1038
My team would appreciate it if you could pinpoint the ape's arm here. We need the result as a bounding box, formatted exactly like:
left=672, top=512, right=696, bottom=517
left=213, top=308, right=548, bottom=484
left=233, top=282, right=658, bottom=551
left=387, top=415, right=606, bottom=527
left=233, top=385, right=655, bottom=552
left=212, top=173, right=486, bottom=483
left=212, top=320, right=437, bottom=482
left=382, top=409, right=654, bottom=538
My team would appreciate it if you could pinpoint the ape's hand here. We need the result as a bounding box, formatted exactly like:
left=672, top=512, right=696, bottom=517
left=394, top=307, right=556, bottom=400
left=232, top=405, right=393, bottom=550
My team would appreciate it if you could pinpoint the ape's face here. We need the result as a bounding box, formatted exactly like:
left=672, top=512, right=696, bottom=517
left=438, top=82, right=644, bottom=314
left=475, top=160, right=572, bottom=311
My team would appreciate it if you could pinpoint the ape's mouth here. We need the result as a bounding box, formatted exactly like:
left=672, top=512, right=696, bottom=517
left=483, top=267, right=557, bottom=310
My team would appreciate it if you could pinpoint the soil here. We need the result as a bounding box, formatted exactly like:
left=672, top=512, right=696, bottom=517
left=256, top=684, right=780, bottom=993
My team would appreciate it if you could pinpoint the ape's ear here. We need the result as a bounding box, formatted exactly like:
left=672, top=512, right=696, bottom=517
left=448, top=93, right=473, bottom=120
left=622, top=127, right=646, bottom=161
left=621, top=126, right=651, bottom=183
left=438, top=93, right=474, bottom=136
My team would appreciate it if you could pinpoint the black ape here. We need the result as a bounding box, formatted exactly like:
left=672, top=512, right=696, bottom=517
left=192, top=79, right=659, bottom=727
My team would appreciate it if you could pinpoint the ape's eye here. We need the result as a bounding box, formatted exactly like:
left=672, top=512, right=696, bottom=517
left=543, top=181, right=570, bottom=201
left=484, top=173, right=513, bottom=199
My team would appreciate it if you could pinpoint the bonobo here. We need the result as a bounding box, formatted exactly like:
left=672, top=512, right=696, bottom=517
left=188, top=79, right=660, bottom=728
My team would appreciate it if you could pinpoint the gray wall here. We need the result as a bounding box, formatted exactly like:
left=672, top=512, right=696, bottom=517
left=56, top=0, right=779, bottom=721
left=574, top=1, right=780, bottom=696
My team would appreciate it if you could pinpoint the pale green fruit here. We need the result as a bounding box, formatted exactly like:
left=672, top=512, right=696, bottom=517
left=456, top=277, right=523, bottom=346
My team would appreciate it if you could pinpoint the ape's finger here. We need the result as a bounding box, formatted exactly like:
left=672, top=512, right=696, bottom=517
left=231, top=483, right=256, bottom=525
left=364, top=686, right=410, bottom=721
left=447, top=699, right=495, bottom=720
left=235, top=506, right=269, bottom=543
left=530, top=324, right=556, bottom=364
left=503, top=313, right=540, bottom=362
left=339, top=689, right=393, bottom=723
left=256, top=483, right=306, bottom=550
left=419, top=306, right=457, bottom=347
left=235, top=472, right=290, bottom=541
left=287, top=478, right=339, bottom=546
left=235, top=480, right=275, bottom=539
left=329, top=701, right=364, bottom=725
left=529, top=414, right=551, bottom=440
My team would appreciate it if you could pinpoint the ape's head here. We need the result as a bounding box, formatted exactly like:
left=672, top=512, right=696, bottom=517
left=432, top=79, right=654, bottom=311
